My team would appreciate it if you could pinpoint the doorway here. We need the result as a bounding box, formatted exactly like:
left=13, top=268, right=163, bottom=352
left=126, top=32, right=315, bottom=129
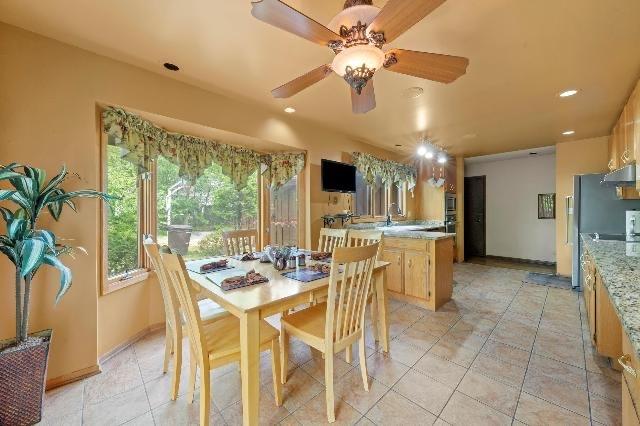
left=464, top=176, right=486, bottom=257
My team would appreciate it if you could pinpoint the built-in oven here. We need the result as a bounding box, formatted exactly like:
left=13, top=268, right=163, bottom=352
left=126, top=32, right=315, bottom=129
left=445, top=193, right=456, bottom=215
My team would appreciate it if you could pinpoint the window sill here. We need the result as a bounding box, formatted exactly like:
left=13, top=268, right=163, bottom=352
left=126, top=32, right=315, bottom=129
left=102, top=270, right=151, bottom=295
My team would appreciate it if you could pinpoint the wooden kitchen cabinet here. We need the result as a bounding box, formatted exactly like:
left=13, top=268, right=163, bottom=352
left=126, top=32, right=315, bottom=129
left=381, top=237, right=453, bottom=311
left=381, top=248, right=403, bottom=293
left=583, top=250, right=622, bottom=359
left=621, top=331, right=640, bottom=425
left=404, top=250, right=429, bottom=299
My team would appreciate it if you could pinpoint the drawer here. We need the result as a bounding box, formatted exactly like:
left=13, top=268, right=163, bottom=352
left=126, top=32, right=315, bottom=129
left=383, top=237, right=429, bottom=252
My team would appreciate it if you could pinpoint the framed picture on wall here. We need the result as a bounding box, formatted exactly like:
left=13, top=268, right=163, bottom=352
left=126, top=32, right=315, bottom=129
left=538, top=193, right=556, bottom=219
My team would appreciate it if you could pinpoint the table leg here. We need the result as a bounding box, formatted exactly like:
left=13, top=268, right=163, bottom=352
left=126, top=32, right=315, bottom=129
left=374, top=269, right=390, bottom=353
left=240, top=311, right=260, bottom=425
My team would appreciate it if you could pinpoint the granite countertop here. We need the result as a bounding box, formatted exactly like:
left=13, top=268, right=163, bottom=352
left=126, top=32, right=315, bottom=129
left=346, top=219, right=445, bottom=230
left=345, top=219, right=453, bottom=240
left=381, top=230, right=455, bottom=240
left=581, top=233, right=640, bottom=358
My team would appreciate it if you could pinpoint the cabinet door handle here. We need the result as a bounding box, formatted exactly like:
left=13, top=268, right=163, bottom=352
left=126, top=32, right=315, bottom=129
left=408, top=259, right=412, bottom=268
left=397, top=256, right=401, bottom=266
left=619, top=354, right=637, bottom=378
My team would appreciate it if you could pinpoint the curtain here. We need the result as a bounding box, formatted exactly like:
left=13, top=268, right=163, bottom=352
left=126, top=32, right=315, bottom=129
left=351, top=152, right=417, bottom=193
left=102, top=107, right=305, bottom=190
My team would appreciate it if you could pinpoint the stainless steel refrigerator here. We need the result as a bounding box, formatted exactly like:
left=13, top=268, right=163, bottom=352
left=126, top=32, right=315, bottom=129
left=571, top=173, right=640, bottom=288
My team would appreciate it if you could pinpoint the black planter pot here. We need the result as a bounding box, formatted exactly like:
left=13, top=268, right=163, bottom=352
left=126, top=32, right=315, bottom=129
left=0, top=329, right=52, bottom=426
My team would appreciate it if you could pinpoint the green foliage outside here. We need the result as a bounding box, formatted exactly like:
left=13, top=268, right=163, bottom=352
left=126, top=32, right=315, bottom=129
left=106, top=148, right=259, bottom=276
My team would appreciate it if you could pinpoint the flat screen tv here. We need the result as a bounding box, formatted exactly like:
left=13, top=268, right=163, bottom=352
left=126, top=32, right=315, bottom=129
left=321, top=159, right=356, bottom=193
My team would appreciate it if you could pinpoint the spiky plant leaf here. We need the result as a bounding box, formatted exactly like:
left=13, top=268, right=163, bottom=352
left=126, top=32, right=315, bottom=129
left=7, top=218, right=28, bottom=240
left=9, top=176, right=38, bottom=203
left=20, top=238, right=46, bottom=277
left=23, top=166, right=46, bottom=190
left=0, top=245, right=17, bottom=264
left=40, top=165, right=68, bottom=196
left=42, top=254, right=72, bottom=304
left=0, top=169, right=22, bottom=181
left=32, top=230, right=56, bottom=249
left=0, top=190, right=16, bottom=202
left=0, top=207, right=13, bottom=224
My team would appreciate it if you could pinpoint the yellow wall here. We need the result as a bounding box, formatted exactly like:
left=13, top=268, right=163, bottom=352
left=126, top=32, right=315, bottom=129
left=0, top=22, right=407, bottom=383
left=555, top=136, right=609, bottom=276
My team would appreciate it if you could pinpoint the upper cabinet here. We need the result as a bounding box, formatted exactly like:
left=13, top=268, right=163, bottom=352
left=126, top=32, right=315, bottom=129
left=608, top=79, right=640, bottom=198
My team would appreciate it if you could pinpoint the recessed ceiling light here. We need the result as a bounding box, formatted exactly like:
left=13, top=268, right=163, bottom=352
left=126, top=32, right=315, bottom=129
left=437, top=155, right=447, bottom=164
left=284, top=107, right=296, bottom=114
left=562, top=130, right=575, bottom=136
left=417, top=145, right=427, bottom=156
left=163, top=62, right=180, bottom=71
left=403, top=87, right=424, bottom=99
left=559, top=89, right=578, bottom=98
left=395, top=144, right=402, bottom=147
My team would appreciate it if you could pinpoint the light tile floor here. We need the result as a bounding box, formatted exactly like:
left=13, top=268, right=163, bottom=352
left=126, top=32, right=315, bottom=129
left=39, top=263, right=622, bottom=425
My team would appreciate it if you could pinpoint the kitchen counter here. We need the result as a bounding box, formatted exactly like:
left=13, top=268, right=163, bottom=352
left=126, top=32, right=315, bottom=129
left=346, top=220, right=453, bottom=240
left=581, top=233, right=640, bottom=358
left=379, top=230, right=454, bottom=240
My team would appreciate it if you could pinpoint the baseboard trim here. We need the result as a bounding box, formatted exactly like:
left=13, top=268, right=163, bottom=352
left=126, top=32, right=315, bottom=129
left=485, top=255, right=556, bottom=267
left=99, top=322, right=165, bottom=365
left=46, top=364, right=101, bottom=390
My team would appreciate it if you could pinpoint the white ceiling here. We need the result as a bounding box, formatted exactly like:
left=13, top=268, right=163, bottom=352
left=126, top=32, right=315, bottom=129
left=1, top=0, right=639, bottom=157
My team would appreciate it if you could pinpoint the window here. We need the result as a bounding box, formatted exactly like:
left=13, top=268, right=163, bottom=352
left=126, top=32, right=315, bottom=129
left=156, top=156, right=259, bottom=260
left=269, top=175, right=298, bottom=246
left=103, top=136, right=260, bottom=293
left=105, top=143, right=143, bottom=279
left=353, top=171, right=406, bottom=218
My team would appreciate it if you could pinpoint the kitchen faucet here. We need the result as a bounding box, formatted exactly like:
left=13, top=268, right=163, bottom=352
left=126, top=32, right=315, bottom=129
left=386, top=203, right=399, bottom=226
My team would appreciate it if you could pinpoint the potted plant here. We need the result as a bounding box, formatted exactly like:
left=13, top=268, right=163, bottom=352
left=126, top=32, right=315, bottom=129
left=0, top=163, right=112, bottom=425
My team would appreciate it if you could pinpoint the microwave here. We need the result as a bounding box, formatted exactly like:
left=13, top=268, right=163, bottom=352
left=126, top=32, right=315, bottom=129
left=445, top=193, right=457, bottom=213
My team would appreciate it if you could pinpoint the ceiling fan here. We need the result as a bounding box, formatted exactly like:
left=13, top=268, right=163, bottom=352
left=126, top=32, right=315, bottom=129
left=251, top=0, right=469, bottom=114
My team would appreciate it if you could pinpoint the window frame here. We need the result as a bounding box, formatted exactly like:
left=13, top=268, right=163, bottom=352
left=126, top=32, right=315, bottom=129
left=100, top=132, right=154, bottom=295
left=352, top=178, right=408, bottom=222
left=100, top=130, right=266, bottom=295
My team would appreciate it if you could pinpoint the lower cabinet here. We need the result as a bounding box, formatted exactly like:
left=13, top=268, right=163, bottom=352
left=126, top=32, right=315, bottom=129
left=582, top=250, right=622, bottom=359
left=381, top=237, right=453, bottom=311
left=621, top=332, right=640, bottom=425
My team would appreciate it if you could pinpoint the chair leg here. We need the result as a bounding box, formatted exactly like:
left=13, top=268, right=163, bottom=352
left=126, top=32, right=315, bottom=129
left=270, top=339, right=283, bottom=406
left=345, top=345, right=353, bottom=364
left=187, top=345, right=197, bottom=404
left=370, top=296, right=379, bottom=341
left=358, top=337, right=369, bottom=392
left=170, top=334, right=182, bottom=400
left=199, top=368, right=211, bottom=426
left=280, top=329, right=289, bottom=384
left=163, top=325, right=172, bottom=374
left=325, top=351, right=335, bottom=423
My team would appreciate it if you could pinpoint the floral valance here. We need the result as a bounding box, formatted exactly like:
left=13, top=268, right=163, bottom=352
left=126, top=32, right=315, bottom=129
left=102, top=107, right=305, bottom=190
left=352, top=152, right=417, bottom=193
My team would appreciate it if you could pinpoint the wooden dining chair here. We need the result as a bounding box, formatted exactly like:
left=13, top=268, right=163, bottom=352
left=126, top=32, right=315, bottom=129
left=317, top=228, right=348, bottom=253
left=161, top=252, right=283, bottom=426
left=280, top=243, right=379, bottom=423
left=143, top=242, right=229, bottom=401
left=222, top=229, right=258, bottom=256
left=345, top=229, right=384, bottom=361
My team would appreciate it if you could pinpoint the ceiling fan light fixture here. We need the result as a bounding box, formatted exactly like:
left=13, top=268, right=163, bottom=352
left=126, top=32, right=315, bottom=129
left=559, top=89, right=578, bottom=98
left=332, top=45, right=384, bottom=94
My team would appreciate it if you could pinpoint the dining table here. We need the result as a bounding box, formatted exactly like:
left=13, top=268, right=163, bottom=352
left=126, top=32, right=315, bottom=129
left=187, top=254, right=391, bottom=426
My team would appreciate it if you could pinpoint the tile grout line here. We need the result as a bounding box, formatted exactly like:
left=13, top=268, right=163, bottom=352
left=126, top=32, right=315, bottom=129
left=438, top=273, right=529, bottom=423
left=131, top=344, right=156, bottom=426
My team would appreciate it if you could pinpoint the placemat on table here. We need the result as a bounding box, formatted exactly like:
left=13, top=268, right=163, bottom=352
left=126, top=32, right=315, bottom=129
left=282, top=268, right=329, bottom=283
left=186, top=258, right=234, bottom=274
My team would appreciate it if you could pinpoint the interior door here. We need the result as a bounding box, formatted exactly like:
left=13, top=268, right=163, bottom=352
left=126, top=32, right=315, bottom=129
left=464, top=176, right=486, bottom=257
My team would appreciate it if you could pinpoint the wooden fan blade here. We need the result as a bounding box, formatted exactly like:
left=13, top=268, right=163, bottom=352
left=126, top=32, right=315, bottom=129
left=272, top=65, right=333, bottom=98
left=351, top=81, right=376, bottom=114
left=384, top=49, right=468, bottom=83
left=251, top=0, right=342, bottom=46
left=368, top=0, right=446, bottom=44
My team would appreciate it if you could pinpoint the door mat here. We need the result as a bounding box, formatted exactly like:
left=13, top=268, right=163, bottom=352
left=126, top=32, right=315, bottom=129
left=523, top=272, right=572, bottom=289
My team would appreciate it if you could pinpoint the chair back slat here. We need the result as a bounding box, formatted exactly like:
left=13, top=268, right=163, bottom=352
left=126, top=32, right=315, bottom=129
left=318, top=228, right=348, bottom=253
left=347, top=230, right=383, bottom=249
left=325, top=243, right=379, bottom=346
left=223, top=229, right=258, bottom=256
left=143, top=242, right=181, bottom=332
left=161, top=252, right=207, bottom=366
